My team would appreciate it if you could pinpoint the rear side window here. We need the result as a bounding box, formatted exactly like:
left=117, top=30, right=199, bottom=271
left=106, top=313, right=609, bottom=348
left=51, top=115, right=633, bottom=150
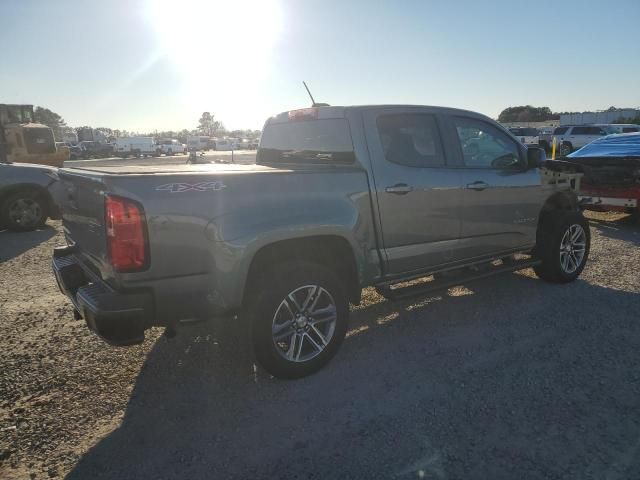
left=623, top=127, right=639, bottom=133
left=258, top=119, right=354, bottom=164
left=571, top=126, right=589, bottom=135
left=554, top=127, right=568, bottom=135
left=376, top=114, right=444, bottom=167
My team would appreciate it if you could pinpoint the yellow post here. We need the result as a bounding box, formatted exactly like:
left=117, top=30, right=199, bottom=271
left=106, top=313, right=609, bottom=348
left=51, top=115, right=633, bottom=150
left=551, top=136, right=556, bottom=160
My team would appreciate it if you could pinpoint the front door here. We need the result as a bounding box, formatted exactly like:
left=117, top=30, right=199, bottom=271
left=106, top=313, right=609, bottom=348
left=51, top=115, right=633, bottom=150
left=363, top=107, right=463, bottom=276
left=448, top=115, right=544, bottom=259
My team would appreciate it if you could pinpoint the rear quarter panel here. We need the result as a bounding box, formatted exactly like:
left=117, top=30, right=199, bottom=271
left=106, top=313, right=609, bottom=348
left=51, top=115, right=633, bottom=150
left=102, top=167, right=378, bottom=311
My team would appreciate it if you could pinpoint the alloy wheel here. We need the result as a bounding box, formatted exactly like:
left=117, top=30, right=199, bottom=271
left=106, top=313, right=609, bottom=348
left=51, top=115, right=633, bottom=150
left=559, top=224, right=586, bottom=274
left=271, top=285, right=337, bottom=363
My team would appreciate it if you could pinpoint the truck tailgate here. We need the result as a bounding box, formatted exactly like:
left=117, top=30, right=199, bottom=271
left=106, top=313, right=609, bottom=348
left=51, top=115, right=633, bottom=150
left=57, top=170, right=109, bottom=273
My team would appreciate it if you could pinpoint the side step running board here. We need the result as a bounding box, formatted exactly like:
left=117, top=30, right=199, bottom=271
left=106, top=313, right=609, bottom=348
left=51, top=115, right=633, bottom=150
left=375, top=258, right=541, bottom=301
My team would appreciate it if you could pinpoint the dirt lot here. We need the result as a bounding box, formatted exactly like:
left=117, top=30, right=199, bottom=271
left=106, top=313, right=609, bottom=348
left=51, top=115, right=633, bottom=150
left=1, top=212, right=639, bottom=479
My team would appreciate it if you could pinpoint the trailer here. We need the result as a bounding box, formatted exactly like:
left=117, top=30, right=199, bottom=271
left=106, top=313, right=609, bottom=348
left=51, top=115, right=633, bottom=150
left=563, top=133, right=640, bottom=219
left=113, top=137, right=157, bottom=158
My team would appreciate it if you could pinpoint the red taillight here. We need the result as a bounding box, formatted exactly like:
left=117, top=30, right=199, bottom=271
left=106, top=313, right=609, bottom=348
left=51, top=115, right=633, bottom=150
left=105, top=196, right=148, bottom=272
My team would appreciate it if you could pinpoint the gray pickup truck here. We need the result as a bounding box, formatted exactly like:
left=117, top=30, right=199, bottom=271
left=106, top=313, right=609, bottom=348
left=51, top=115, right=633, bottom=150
left=53, top=105, right=590, bottom=378
left=1, top=161, right=62, bottom=231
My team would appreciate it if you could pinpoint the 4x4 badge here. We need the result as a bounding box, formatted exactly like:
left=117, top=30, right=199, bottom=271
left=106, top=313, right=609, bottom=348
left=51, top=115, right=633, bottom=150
left=156, top=181, right=227, bottom=193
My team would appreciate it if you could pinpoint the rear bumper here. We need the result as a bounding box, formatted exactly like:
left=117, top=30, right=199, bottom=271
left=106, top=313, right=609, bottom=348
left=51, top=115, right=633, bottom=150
left=52, top=245, right=153, bottom=346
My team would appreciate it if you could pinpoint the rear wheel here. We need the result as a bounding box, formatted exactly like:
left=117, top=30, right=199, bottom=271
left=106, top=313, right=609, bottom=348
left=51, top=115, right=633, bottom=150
left=248, top=262, right=349, bottom=379
left=1, top=190, right=48, bottom=231
left=533, top=210, right=590, bottom=283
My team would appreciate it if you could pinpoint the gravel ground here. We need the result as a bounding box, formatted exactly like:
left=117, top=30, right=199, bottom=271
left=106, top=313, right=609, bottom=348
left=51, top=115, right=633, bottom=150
left=1, top=212, right=639, bottom=479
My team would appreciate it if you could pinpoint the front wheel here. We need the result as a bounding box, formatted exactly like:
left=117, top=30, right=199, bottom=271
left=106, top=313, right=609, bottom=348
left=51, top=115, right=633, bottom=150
left=248, top=262, right=349, bottom=379
left=533, top=210, right=590, bottom=283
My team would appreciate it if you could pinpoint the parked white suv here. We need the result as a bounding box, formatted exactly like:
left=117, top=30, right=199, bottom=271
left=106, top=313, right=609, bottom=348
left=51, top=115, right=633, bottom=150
left=554, top=125, right=618, bottom=156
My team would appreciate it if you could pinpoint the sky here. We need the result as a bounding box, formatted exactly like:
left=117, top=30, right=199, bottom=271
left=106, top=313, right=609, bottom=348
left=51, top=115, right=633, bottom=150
left=1, top=0, right=639, bottom=132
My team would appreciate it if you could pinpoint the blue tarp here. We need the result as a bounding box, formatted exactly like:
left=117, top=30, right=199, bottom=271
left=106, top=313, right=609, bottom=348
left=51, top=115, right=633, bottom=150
left=568, top=132, right=640, bottom=158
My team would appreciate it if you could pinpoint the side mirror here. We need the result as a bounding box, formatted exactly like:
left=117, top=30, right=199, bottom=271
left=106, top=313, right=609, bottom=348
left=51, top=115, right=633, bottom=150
left=527, top=146, right=546, bottom=168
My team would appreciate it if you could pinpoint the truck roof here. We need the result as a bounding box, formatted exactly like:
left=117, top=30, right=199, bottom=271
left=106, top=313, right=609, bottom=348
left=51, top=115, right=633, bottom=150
left=267, top=104, right=494, bottom=124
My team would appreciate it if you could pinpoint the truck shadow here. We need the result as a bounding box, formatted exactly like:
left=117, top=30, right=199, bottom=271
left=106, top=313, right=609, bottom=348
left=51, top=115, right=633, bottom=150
left=587, top=215, right=640, bottom=246
left=67, top=273, right=640, bottom=480
left=0, top=225, right=56, bottom=263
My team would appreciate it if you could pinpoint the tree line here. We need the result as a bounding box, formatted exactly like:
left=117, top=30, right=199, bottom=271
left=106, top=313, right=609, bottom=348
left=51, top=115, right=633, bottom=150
left=32, top=107, right=261, bottom=142
left=497, top=105, right=639, bottom=123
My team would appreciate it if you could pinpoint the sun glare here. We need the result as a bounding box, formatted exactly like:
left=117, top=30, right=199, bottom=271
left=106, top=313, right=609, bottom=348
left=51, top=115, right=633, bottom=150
left=146, top=0, right=283, bottom=126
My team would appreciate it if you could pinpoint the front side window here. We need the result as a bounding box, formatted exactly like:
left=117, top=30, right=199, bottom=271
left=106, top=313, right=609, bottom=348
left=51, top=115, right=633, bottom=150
left=571, top=126, right=589, bottom=135
left=454, top=117, right=520, bottom=169
left=554, top=127, right=569, bottom=135
left=376, top=114, right=444, bottom=167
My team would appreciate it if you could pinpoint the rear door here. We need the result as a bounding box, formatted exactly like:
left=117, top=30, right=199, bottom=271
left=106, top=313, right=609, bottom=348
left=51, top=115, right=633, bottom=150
left=363, top=107, right=463, bottom=275
left=445, top=115, right=544, bottom=259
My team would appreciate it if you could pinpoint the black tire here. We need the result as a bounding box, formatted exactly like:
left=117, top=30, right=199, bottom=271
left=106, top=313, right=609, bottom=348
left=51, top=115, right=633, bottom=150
left=248, top=262, right=349, bottom=379
left=533, top=210, right=590, bottom=283
left=1, top=190, right=48, bottom=231
left=560, top=141, right=573, bottom=157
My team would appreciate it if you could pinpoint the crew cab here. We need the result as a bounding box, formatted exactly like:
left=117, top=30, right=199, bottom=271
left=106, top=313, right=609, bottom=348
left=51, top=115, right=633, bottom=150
left=53, top=105, right=589, bottom=378
left=156, top=138, right=187, bottom=156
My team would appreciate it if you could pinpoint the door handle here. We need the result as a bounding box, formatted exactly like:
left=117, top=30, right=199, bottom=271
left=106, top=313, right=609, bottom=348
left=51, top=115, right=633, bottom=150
left=466, top=181, right=489, bottom=191
left=385, top=184, right=413, bottom=195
